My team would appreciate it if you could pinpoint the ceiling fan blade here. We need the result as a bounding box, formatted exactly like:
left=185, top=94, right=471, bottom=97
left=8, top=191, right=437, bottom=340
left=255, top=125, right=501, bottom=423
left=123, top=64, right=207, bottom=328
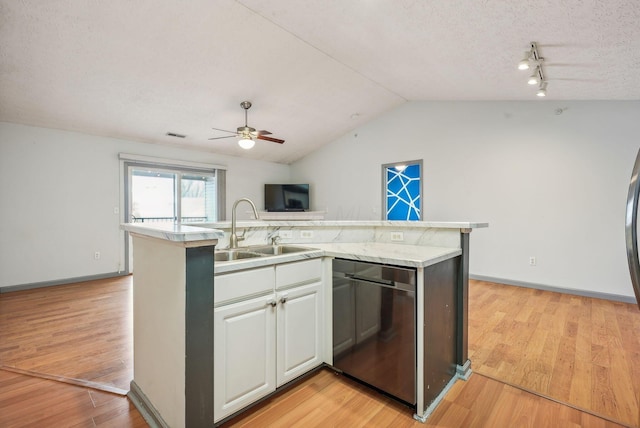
left=253, top=130, right=272, bottom=136
left=208, top=135, right=235, bottom=140
left=257, top=135, right=285, bottom=144
left=211, top=127, right=237, bottom=134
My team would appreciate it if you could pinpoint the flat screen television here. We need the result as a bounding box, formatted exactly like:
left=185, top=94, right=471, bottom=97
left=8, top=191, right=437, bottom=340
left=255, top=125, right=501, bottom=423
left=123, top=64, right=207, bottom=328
left=264, top=184, right=310, bottom=212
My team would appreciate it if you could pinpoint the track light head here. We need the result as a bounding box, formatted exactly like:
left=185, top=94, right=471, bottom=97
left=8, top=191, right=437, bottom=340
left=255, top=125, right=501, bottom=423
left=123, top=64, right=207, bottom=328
left=536, top=82, right=547, bottom=97
left=518, top=51, right=531, bottom=70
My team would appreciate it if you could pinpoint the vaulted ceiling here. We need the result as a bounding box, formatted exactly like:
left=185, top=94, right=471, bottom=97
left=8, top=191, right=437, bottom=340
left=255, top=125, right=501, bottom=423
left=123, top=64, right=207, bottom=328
left=1, top=1, right=638, bottom=164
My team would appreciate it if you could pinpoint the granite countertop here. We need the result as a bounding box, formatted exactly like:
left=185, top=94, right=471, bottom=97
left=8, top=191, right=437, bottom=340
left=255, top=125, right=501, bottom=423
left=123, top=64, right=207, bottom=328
left=122, top=223, right=224, bottom=242
left=197, top=220, right=488, bottom=230
left=308, top=242, right=461, bottom=268
left=214, top=242, right=461, bottom=274
left=121, top=222, right=467, bottom=272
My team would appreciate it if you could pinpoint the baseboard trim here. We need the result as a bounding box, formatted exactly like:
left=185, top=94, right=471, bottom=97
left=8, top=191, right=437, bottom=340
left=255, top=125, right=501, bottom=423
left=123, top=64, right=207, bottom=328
left=128, top=380, right=170, bottom=428
left=0, top=271, right=128, bottom=293
left=414, top=373, right=460, bottom=423
left=470, top=274, right=637, bottom=304
left=456, top=359, right=473, bottom=381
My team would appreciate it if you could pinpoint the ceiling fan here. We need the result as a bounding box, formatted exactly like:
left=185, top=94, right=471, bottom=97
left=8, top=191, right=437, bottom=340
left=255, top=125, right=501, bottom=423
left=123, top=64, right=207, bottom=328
left=209, top=101, right=285, bottom=150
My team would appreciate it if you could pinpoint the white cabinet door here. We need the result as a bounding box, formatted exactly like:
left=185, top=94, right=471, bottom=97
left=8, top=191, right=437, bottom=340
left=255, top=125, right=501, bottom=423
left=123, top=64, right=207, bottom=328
left=214, top=295, right=276, bottom=422
left=276, top=281, right=323, bottom=387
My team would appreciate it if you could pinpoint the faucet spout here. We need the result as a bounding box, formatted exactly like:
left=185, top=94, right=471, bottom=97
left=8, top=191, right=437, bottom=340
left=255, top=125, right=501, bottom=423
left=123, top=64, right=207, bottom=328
left=230, top=198, right=259, bottom=249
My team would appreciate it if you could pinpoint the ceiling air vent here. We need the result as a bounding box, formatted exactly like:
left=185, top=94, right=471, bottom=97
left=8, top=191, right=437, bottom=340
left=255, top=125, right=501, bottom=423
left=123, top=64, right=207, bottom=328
left=166, top=132, right=187, bottom=138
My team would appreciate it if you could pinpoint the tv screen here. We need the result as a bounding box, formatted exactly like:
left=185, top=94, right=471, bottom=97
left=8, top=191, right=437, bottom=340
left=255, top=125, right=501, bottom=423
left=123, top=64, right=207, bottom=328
left=265, top=184, right=310, bottom=212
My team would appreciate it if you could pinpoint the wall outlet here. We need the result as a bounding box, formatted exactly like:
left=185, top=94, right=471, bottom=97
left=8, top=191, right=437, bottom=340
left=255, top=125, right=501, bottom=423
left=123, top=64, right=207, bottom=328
left=94, top=251, right=101, bottom=260
left=391, top=232, right=404, bottom=242
left=529, top=256, right=536, bottom=266
left=279, top=230, right=293, bottom=239
left=300, top=230, right=314, bottom=239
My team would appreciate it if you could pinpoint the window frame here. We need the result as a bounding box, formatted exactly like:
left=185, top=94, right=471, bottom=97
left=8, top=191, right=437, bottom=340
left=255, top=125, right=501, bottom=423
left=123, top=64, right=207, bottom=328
left=381, top=159, right=423, bottom=221
left=119, top=154, right=226, bottom=273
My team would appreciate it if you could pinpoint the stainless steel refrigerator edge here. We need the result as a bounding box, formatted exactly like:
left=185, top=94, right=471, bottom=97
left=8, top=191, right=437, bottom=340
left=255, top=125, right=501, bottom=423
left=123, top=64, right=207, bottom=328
left=626, top=147, right=640, bottom=310
left=625, top=148, right=640, bottom=428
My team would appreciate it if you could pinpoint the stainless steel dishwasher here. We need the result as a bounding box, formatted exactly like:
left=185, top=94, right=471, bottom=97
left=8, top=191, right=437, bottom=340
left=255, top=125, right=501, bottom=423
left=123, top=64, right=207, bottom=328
left=332, top=258, right=416, bottom=405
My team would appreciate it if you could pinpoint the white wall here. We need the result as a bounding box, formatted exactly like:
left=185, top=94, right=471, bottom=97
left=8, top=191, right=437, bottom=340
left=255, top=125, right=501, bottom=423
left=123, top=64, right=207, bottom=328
left=290, top=101, right=640, bottom=299
left=0, top=122, right=290, bottom=289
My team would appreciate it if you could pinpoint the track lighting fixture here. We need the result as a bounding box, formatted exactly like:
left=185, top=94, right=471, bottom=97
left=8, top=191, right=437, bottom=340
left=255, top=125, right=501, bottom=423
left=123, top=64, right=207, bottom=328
left=518, top=42, right=548, bottom=97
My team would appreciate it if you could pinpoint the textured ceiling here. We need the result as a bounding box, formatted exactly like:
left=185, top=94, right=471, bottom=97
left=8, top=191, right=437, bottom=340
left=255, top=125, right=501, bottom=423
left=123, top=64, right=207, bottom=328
left=1, top=1, right=639, bottom=164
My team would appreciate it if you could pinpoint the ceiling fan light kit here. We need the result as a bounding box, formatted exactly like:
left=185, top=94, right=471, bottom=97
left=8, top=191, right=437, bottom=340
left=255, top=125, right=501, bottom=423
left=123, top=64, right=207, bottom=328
left=518, top=42, right=548, bottom=97
left=209, top=101, right=285, bottom=149
left=238, top=137, right=255, bottom=149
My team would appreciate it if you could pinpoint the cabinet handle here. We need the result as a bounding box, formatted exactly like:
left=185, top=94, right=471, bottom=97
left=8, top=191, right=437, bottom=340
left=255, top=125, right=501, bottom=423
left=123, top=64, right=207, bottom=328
left=279, top=295, right=288, bottom=304
left=266, top=299, right=277, bottom=308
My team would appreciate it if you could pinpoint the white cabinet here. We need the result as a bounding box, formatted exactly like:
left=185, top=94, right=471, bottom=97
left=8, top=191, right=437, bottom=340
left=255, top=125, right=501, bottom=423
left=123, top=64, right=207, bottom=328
left=214, top=295, right=276, bottom=421
left=276, top=281, right=323, bottom=386
left=214, top=258, right=323, bottom=423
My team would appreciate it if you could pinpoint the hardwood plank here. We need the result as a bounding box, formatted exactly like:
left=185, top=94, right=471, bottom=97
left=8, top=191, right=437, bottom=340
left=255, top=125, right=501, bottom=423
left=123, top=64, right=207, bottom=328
left=570, top=360, right=594, bottom=410
left=483, top=386, right=521, bottom=426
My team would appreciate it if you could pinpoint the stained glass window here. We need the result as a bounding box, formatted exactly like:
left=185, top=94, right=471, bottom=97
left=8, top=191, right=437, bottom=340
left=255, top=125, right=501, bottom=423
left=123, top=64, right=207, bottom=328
left=383, top=161, right=422, bottom=221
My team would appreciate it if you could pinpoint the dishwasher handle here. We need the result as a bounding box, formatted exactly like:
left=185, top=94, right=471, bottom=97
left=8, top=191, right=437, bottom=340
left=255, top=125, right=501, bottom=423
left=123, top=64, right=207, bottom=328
left=346, top=273, right=393, bottom=286
left=345, top=273, right=415, bottom=293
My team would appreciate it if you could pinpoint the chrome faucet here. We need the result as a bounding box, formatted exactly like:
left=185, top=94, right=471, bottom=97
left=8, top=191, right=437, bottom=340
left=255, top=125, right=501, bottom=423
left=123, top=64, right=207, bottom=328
left=230, top=198, right=259, bottom=249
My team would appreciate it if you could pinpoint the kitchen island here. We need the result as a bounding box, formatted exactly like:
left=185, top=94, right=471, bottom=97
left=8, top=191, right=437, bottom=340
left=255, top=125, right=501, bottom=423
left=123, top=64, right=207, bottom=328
left=122, top=220, right=487, bottom=427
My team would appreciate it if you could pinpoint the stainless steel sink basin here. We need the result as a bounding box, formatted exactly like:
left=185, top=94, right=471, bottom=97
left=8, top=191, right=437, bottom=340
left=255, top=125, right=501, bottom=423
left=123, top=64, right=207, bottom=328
left=214, top=250, right=263, bottom=262
left=214, top=245, right=314, bottom=263
left=247, top=245, right=314, bottom=256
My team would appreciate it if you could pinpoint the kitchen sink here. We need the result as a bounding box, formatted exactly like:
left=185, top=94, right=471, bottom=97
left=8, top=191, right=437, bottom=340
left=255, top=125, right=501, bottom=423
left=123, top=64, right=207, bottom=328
left=214, top=250, right=263, bottom=262
left=214, top=245, right=314, bottom=263
left=247, top=245, right=314, bottom=256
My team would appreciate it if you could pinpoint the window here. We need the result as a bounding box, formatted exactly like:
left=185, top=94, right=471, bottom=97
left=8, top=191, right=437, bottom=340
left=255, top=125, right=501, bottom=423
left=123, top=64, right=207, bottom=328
left=120, top=153, right=226, bottom=273
left=382, top=160, right=422, bottom=221
left=130, top=169, right=219, bottom=223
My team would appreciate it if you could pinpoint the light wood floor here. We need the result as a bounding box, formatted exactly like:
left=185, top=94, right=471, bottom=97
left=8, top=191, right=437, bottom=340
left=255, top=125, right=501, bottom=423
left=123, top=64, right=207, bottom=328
left=221, top=368, right=626, bottom=428
left=0, top=368, right=147, bottom=428
left=469, top=279, right=640, bottom=427
left=0, top=275, right=638, bottom=427
left=0, top=276, right=133, bottom=392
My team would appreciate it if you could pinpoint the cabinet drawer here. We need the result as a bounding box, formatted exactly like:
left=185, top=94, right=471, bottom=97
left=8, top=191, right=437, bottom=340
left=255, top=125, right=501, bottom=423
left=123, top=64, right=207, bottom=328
left=215, top=266, right=275, bottom=304
left=276, top=258, right=322, bottom=290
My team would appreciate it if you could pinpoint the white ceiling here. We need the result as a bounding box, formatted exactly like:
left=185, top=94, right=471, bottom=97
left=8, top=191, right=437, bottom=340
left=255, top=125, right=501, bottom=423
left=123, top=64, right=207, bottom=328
left=1, top=1, right=639, bottom=164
